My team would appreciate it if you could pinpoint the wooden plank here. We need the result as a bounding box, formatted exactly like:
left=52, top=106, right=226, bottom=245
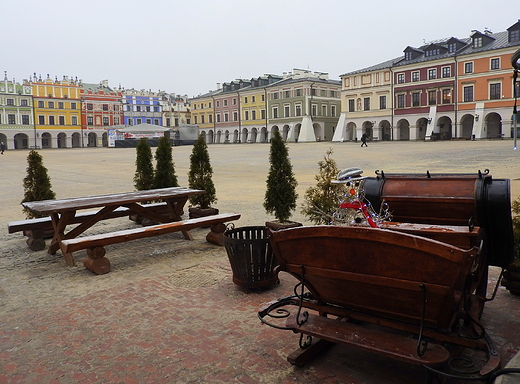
left=61, top=213, right=240, bottom=254
left=285, top=313, right=450, bottom=367
left=8, top=203, right=169, bottom=234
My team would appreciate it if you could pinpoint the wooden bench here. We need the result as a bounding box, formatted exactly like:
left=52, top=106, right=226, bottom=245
left=259, top=225, right=499, bottom=381
left=8, top=202, right=169, bottom=251
left=60, top=212, right=240, bottom=274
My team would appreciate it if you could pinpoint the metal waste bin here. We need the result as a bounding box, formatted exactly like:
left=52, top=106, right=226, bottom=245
left=223, top=226, right=279, bottom=290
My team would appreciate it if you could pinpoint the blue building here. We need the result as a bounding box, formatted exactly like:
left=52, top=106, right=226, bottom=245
left=121, top=88, right=162, bottom=126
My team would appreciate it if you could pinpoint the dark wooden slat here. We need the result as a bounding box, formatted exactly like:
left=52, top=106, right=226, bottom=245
left=61, top=213, right=240, bottom=254
left=285, top=313, right=450, bottom=367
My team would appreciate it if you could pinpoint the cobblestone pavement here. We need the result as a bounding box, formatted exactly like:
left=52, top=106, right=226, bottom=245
left=1, top=140, right=519, bottom=383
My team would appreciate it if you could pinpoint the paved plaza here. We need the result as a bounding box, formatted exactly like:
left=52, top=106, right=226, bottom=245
left=1, top=140, right=520, bottom=383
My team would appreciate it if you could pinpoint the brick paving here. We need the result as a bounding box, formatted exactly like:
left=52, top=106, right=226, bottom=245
left=1, top=141, right=520, bottom=383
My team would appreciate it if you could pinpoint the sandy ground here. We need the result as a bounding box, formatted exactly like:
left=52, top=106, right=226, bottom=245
left=1, top=139, right=519, bottom=383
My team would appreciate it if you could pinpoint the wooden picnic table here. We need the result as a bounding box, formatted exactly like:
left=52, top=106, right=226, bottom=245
left=22, top=187, right=205, bottom=267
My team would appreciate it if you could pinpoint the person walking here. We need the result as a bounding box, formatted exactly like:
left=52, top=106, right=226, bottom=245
left=360, top=133, right=368, bottom=147
left=0, top=142, right=5, bottom=154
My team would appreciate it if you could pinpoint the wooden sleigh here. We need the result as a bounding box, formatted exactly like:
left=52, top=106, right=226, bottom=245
left=259, top=224, right=501, bottom=382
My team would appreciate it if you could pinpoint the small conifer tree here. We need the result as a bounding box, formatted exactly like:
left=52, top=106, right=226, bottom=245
left=153, top=136, right=178, bottom=189
left=188, top=135, right=217, bottom=209
left=301, top=148, right=345, bottom=224
left=22, top=150, right=56, bottom=219
left=263, top=130, right=298, bottom=222
left=134, top=138, right=154, bottom=191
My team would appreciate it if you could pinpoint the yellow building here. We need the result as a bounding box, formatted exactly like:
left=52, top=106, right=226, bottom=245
left=32, top=74, right=82, bottom=148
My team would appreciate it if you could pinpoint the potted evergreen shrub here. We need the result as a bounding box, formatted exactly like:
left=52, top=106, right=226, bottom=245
left=131, top=138, right=155, bottom=223
left=263, top=130, right=300, bottom=230
left=301, top=148, right=346, bottom=224
left=21, top=150, right=56, bottom=250
left=134, top=138, right=154, bottom=191
left=188, top=134, right=218, bottom=219
left=153, top=135, right=178, bottom=189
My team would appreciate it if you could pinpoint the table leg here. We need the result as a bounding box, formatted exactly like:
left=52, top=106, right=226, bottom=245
left=48, top=211, right=77, bottom=266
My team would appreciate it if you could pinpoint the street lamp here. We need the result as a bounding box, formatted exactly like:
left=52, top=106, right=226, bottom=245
left=512, top=48, right=520, bottom=149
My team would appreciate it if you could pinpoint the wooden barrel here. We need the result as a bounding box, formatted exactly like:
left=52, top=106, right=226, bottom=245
left=363, top=171, right=514, bottom=268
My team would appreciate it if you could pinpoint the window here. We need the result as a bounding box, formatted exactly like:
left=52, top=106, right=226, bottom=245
left=251, top=96, right=255, bottom=103
left=273, top=107, right=278, bottom=118
left=379, top=96, right=386, bottom=109
left=348, top=99, right=355, bottom=112
left=261, top=94, right=265, bottom=102
left=511, top=29, right=520, bottom=42
left=363, top=97, right=370, bottom=111
left=397, top=94, right=405, bottom=108
left=216, top=114, right=221, bottom=123
left=6, top=98, right=14, bottom=105
left=464, top=62, right=473, bottom=74
left=284, top=91, right=290, bottom=98
left=72, top=116, right=78, bottom=125
left=330, top=90, right=337, bottom=97
left=244, top=97, right=248, bottom=104
left=71, top=102, right=76, bottom=109
left=261, top=109, right=266, bottom=119
left=322, top=105, right=327, bottom=116
left=397, top=73, right=405, bottom=84
left=442, top=67, right=451, bottom=78
left=194, top=116, right=198, bottom=124
left=412, top=72, right=419, bottom=82
left=412, top=92, right=420, bottom=107
left=331, top=105, right=336, bottom=116
left=39, top=115, right=45, bottom=125
left=48, top=101, right=54, bottom=108
left=310, top=88, right=316, bottom=96
left=490, top=58, right=500, bottom=70
left=87, top=103, right=93, bottom=110
left=201, top=115, right=205, bottom=124
left=233, top=111, right=238, bottom=121
left=146, top=106, right=150, bottom=112
left=311, top=104, right=317, bottom=116
left=272, top=92, right=279, bottom=99
left=428, top=90, right=437, bottom=105
left=22, top=115, right=29, bottom=124
left=216, top=100, right=220, bottom=107
left=448, top=43, right=457, bottom=53
left=251, top=110, right=256, bottom=120
left=224, top=113, right=229, bottom=122
left=59, top=116, right=65, bottom=125
left=463, top=86, right=474, bottom=102
left=473, top=37, right=483, bottom=48
left=428, top=69, right=437, bottom=80
left=405, top=51, right=412, bottom=60
left=103, top=104, right=109, bottom=111
left=233, top=98, right=237, bottom=105
left=208, top=115, right=212, bottom=123
left=295, top=89, right=302, bottom=97
left=136, top=106, right=141, bottom=112
left=224, top=100, right=228, bottom=106
left=38, top=101, right=44, bottom=108
left=8, top=114, right=15, bottom=124
left=87, top=116, right=93, bottom=125
left=284, top=106, right=290, bottom=117
left=442, top=89, right=451, bottom=104
left=490, top=83, right=501, bottom=100
left=244, top=111, right=249, bottom=120
left=58, top=102, right=64, bottom=109
left=49, top=116, right=55, bottom=125
left=208, top=102, right=212, bottom=108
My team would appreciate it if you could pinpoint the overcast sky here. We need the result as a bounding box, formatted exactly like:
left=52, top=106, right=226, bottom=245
left=2, top=0, right=517, bottom=98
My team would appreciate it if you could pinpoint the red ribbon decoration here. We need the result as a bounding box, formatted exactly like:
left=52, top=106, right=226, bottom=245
left=339, top=201, right=378, bottom=228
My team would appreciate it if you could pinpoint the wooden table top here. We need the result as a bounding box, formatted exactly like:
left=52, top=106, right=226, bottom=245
left=22, top=187, right=205, bottom=215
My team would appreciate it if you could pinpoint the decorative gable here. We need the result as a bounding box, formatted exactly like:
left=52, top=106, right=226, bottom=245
left=470, top=30, right=495, bottom=49
left=403, top=46, right=423, bottom=61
